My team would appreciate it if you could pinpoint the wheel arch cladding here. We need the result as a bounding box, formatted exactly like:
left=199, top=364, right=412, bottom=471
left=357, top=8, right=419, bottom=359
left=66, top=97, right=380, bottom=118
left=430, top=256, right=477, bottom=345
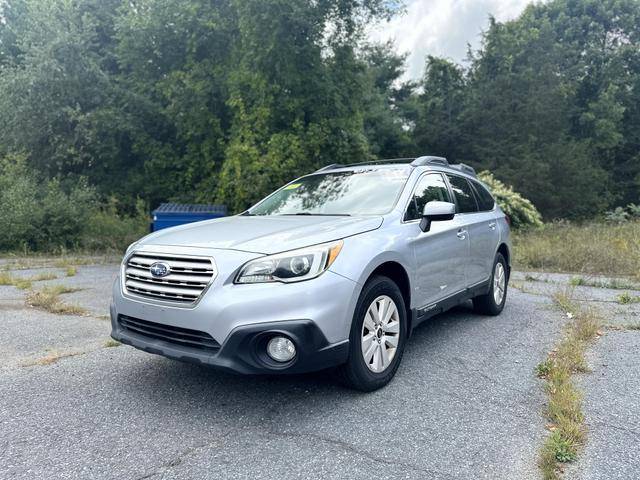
left=497, top=243, right=510, bottom=278
left=367, top=261, right=412, bottom=333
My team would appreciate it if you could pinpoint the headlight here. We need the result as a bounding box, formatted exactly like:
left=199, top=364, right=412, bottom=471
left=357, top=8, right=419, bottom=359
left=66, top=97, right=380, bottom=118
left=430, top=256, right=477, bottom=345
left=235, top=240, right=343, bottom=284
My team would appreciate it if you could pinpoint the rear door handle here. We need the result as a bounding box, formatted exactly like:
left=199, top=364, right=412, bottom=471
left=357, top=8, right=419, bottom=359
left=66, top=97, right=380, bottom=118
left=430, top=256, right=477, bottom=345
left=489, top=222, right=496, bottom=230
left=457, top=229, right=467, bottom=240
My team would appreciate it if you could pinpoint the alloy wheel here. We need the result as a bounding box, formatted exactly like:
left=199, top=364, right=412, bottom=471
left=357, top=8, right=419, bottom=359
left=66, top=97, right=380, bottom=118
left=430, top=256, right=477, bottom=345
left=361, top=295, right=400, bottom=373
left=493, top=262, right=506, bottom=305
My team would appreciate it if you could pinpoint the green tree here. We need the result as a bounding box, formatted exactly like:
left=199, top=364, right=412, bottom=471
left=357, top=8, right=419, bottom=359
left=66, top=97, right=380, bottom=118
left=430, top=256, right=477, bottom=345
left=413, top=56, right=468, bottom=161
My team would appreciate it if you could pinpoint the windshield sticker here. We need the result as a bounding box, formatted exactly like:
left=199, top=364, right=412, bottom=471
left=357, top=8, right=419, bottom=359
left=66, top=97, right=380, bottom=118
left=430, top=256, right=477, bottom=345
left=284, top=183, right=301, bottom=190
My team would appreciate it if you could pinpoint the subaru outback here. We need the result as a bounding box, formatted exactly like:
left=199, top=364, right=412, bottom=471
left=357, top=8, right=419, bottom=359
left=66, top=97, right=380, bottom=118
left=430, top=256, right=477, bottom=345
left=110, top=156, right=511, bottom=391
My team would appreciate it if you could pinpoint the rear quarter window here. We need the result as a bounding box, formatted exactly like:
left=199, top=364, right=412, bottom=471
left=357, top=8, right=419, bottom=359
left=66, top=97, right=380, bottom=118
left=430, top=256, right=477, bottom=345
left=470, top=181, right=496, bottom=211
left=446, top=175, right=478, bottom=213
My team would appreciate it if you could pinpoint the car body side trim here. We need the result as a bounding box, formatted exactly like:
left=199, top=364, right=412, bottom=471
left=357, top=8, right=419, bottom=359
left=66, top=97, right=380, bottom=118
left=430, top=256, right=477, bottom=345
left=411, top=278, right=491, bottom=330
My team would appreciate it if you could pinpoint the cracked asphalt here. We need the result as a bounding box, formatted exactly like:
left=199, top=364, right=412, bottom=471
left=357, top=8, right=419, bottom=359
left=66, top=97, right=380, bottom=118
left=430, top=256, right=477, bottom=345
left=0, top=261, right=577, bottom=479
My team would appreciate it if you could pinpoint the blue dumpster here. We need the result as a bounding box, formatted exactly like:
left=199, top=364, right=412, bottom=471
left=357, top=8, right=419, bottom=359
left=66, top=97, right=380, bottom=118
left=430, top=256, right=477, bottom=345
left=151, top=203, right=227, bottom=232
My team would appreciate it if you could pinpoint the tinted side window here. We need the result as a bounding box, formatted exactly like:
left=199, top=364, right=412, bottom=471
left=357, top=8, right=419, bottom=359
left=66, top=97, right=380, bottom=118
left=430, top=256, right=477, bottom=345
left=446, top=175, right=478, bottom=213
left=471, top=181, right=495, bottom=211
left=405, top=173, right=452, bottom=221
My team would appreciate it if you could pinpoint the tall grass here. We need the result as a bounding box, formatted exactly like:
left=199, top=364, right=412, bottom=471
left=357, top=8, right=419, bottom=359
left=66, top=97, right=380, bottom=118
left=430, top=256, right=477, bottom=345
left=514, top=221, right=640, bottom=279
left=538, top=289, right=602, bottom=480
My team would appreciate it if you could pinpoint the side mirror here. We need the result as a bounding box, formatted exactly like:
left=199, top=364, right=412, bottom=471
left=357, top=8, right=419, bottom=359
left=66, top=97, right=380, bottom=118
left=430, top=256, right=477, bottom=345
left=419, top=201, right=456, bottom=232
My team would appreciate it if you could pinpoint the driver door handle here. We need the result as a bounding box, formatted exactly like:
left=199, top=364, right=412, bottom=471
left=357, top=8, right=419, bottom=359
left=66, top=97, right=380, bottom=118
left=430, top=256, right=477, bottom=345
left=457, top=228, right=467, bottom=240
left=489, top=222, right=496, bottom=230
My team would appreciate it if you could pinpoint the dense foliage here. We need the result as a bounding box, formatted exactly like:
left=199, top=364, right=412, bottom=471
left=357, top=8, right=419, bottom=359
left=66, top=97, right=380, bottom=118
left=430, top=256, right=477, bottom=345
left=0, top=0, right=638, bottom=223
left=0, top=154, right=147, bottom=251
left=478, top=171, right=543, bottom=229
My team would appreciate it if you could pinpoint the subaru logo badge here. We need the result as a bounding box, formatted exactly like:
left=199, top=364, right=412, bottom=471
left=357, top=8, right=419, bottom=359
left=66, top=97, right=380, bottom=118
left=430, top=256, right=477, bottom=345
left=150, top=262, right=170, bottom=278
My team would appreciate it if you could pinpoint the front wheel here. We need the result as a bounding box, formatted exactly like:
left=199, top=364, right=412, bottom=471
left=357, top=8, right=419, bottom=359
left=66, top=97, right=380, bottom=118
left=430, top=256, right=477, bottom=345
left=339, top=276, right=407, bottom=391
left=473, top=253, right=508, bottom=315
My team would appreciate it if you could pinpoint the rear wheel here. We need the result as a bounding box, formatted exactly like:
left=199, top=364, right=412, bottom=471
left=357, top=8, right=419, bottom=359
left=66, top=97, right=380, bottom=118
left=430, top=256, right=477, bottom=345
left=339, top=276, right=407, bottom=391
left=473, top=253, right=508, bottom=315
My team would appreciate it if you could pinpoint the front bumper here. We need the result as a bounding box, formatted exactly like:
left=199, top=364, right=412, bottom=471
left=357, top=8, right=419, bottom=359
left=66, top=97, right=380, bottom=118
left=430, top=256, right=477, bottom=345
left=111, top=309, right=349, bottom=374
left=111, top=246, right=359, bottom=374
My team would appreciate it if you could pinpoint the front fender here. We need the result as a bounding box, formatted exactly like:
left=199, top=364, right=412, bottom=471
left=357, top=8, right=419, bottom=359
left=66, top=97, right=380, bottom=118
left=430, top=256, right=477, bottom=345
left=329, top=232, right=416, bottom=307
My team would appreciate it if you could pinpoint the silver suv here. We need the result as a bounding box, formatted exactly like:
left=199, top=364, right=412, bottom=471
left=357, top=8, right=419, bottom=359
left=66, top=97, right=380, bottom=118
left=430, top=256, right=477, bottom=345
left=110, top=156, right=511, bottom=391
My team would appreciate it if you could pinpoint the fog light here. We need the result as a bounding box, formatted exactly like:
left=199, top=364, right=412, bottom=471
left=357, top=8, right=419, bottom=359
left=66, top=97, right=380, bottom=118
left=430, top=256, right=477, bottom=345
left=267, top=336, right=296, bottom=362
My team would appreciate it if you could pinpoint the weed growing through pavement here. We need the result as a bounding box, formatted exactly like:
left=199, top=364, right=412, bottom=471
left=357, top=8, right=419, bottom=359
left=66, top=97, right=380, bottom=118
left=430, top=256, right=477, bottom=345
left=0, top=271, right=58, bottom=290
left=26, top=285, right=86, bottom=315
left=104, top=339, right=121, bottom=348
left=569, top=276, right=639, bottom=290
left=32, top=272, right=58, bottom=281
left=617, top=292, right=640, bottom=304
left=536, top=360, right=553, bottom=378
left=538, top=288, right=601, bottom=480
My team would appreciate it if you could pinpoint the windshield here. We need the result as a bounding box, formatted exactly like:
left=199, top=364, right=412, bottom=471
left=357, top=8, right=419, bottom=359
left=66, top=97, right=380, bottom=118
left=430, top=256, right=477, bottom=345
left=248, top=168, right=411, bottom=216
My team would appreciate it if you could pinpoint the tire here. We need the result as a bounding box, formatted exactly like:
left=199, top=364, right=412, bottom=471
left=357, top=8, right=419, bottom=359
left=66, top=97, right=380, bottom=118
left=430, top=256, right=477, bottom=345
left=339, top=275, right=407, bottom=392
left=473, top=253, right=508, bottom=315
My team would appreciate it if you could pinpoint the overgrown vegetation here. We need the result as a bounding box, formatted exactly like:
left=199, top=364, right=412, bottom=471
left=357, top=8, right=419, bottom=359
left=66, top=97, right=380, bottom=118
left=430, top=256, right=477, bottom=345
left=26, top=285, right=87, bottom=315
left=617, top=292, right=640, bottom=304
left=478, top=171, right=543, bottom=229
left=0, top=155, right=148, bottom=252
left=568, top=276, right=640, bottom=290
left=514, top=221, right=640, bottom=279
left=0, top=271, right=58, bottom=290
left=538, top=289, right=602, bottom=480
left=0, top=0, right=638, bottom=223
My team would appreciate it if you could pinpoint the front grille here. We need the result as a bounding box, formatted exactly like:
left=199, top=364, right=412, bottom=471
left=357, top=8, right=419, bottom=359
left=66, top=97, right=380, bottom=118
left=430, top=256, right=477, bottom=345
left=118, top=315, right=220, bottom=352
left=124, top=252, right=215, bottom=304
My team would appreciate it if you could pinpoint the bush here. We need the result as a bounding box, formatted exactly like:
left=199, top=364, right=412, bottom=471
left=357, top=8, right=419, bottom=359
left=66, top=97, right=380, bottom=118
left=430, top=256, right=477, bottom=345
left=82, top=197, right=149, bottom=251
left=478, top=171, right=543, bottom=229
left=605, top=203, right=640, bottom=223
left=0, top=154, right=148, bottom=252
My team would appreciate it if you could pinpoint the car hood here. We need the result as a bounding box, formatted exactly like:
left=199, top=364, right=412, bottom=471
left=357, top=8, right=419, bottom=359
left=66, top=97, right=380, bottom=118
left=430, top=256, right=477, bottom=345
left=139, top=215, right=383, bottom=254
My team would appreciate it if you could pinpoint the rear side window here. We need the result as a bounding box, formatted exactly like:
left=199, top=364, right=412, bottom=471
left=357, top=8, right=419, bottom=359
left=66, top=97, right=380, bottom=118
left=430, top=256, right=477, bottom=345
left=405, top=173, right=452, bottom=221
left=470, top=181, right=495, bottom=211
left=446, top=175, right=478, bottom=213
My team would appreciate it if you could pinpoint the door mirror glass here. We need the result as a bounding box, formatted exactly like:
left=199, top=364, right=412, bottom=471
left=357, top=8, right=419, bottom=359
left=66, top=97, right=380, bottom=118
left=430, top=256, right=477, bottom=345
left=420, top=201, right=456, bottom=232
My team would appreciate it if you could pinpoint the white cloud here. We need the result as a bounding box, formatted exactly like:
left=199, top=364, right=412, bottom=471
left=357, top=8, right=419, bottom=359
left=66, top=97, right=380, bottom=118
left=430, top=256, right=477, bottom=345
left=368, top=0, right=535, bottom=80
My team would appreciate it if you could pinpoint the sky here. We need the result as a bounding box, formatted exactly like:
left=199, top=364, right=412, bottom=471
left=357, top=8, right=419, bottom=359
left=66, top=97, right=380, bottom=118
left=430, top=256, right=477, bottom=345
left=368, top=0, right=537, bottom=80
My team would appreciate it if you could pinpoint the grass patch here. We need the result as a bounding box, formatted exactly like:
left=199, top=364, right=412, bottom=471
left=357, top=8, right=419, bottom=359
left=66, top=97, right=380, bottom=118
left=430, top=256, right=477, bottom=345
left=0, top=271, right=57, bottom=289
left=536, top=359, right=553, bottom=378
left=538, top=288, right=602, bottom=480
left=26, top=285, right=86, bottom=315
left=104, top=339, right=121, bottom=348
left=53, top=257, right=94, bottom=268
left=617, top=292, right=640, bottom=304
left=65, top=266, right=77, bottom=277
left=32, top=272, right=58, bottom=281
left=514, top=221, right=640, bottom=279
left=568, top=276, right=639, bottom=290
left=13, top=278, right=32, bottom=290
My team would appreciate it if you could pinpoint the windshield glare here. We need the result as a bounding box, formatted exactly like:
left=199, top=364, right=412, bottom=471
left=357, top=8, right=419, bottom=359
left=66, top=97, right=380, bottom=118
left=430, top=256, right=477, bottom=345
left=248, top=168, right=411, bottom=216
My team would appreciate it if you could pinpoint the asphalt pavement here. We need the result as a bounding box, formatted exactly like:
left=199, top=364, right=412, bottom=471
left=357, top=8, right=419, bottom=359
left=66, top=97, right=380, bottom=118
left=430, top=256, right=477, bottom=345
left=1, top=261, right=620, bottom=480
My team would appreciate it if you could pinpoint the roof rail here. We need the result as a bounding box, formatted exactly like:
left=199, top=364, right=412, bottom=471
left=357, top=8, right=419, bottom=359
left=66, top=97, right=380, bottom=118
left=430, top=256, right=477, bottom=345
left=411, top=156, right=449, bottom=167
left=314, top=156, right=460, bottom=172
left=450, top=163, right=477, bottom=177
left=314, top=163, right=344, bottom=173
left=342, top=158, right=414, bottom=168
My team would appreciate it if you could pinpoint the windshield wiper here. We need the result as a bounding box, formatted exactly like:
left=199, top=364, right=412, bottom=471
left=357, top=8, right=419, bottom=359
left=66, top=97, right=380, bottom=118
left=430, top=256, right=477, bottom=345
left=280, top=213, right=351, bottom=216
